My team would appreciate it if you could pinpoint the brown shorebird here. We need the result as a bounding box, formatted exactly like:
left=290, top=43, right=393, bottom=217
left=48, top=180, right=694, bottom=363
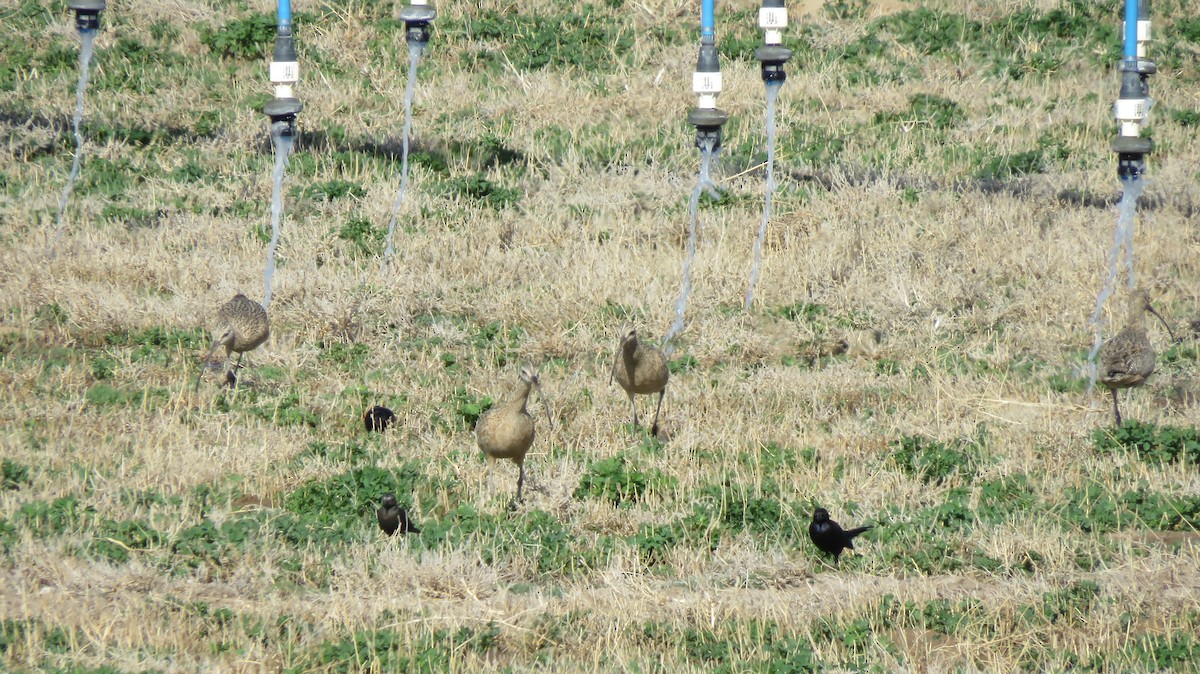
left=1099, top=289, right=1173, bottom=425
left=193, top=293, right=270, bottom=392
left=475, top=366, right=551, bottom=506
left=376, top=493, right=420, bottom=536
left=610, top=329, right=669, bottom=436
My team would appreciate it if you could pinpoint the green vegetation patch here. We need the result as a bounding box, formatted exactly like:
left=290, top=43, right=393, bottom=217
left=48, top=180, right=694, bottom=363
left=1092, top=421, right=1200, bottom=467
left=891, top=433, right=987, bottom=485
left=202, top=13, right=307, bottom=61
left=291, top=622, right=501, bottom=674
left=463, top=5, right=634, bottom=72
left=574, top=454, right=675, bottom=507
left=1, top=458, right=31, bottom=490
left=1058, top=482, right=1200, bottom=533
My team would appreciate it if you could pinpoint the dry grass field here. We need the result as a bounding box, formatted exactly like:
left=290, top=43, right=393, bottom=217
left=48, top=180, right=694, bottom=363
left=4, top=0, right=1200, bottom=671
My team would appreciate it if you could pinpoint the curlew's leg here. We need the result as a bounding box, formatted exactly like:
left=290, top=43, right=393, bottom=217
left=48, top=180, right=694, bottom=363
left=227, top=352, right=244, bottom=390
left=628, top=392, right=639, bottom=429
left=511, top=461, right=526, bottom=510
left=1111, top=389, right=1123, bottom=426
left=650, top=389, right=665, bottom=437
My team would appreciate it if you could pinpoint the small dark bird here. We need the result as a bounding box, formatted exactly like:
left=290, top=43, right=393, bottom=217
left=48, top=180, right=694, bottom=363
left=376, top=493, right=420, bottom=536
left=808, top=508, right=872, bottom=566
left=363, top=405, right=396, bottom=432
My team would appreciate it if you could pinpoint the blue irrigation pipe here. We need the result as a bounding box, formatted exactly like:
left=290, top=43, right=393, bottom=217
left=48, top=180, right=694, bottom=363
left=701, top=0, right=715, bottom=41
left=278, top=0, right=292, bottom=27
left=1123, top=0, right=1138, bottom=60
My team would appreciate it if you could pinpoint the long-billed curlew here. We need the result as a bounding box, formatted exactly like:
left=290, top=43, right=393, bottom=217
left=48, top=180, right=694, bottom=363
left=808, top=507, right=872, bottom=567
left=475, top=365, right=551, bottom=506
left=377, top=493, right=420, bottom=536
left=610, top=329, right=669, bottom=436
left=1099, top=289, right=1172, bottom=425
left=193, top=293, right=270, bottom=393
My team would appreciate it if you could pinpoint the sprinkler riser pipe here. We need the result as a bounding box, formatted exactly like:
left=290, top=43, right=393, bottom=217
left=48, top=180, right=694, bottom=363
left=693, top=42, right=722, bottom=103
left=1120, top=19, right=1152, bottom=57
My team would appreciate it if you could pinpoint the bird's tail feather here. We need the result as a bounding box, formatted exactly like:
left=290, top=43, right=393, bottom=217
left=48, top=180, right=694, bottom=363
left=846, top=525, right=873, bottom=540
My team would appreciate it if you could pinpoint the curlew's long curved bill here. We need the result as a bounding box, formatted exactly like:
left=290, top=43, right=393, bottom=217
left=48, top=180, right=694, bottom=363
left=534, top=380, right=553, bottom=432
left=1145, top=303, right=1177, bottom=343
left=192, top=339, right=222, bottom=393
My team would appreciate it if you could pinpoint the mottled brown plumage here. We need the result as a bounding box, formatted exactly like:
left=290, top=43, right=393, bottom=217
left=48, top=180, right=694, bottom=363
left=193, top=293, right=270, bottom=392
left=476, top=366, right=550, bottom=505
left=1099, top=290, right=1170, bottom=425
left=610, top=329, right=669, bottom=435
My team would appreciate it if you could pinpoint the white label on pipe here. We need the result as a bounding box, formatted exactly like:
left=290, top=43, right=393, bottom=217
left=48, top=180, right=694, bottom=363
left=1114, top=98, right=1147, bottom=121
left=693, top=71, right=722, bottom=95
left=760, top=7, right=787, bottom=29
left=270, top=61, right=300, bottom=83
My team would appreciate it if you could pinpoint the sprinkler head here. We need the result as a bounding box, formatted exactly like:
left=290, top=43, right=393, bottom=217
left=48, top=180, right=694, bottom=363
left=398, top=3, right=438, bottom=47
left=68, top=0, right=105, bottom=32
left=688, top=107, right=729, bottom=152
left=263, top=97, right=303, bottom=137
left=1112, top=136, right=1153, bottom=181
left=755, top=44, right=792, bottom=83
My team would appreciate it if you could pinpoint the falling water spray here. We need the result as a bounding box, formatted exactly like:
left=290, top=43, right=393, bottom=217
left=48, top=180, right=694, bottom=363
left=664, top=140, right=720, bottom=353
left=49, top=1, right=106, bottom=257
left=380, top=43, right=425, bottom=275
left=261, top=129, right=293, bottom=310
left=745, top=3, right=792, bottom=308
left=380, top=2, right=437, bottom=276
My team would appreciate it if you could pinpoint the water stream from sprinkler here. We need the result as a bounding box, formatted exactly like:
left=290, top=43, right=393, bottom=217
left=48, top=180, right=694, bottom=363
left=262, top=131, right=294, bottom=310
left=1085, top=177, right=1146, bottom=394
left=380, top=43, right=425, bottom=276
left=49, top=31, right=97, bottom=256
left=744, top=80, right=782, bottom=310
left=663, top=140, right=721, bottom=355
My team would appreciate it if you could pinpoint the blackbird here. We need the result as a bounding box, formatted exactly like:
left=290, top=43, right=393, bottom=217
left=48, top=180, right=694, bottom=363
left=808, top=507, right=871, bottom=566
left=377, top=493, right=420, bottom=536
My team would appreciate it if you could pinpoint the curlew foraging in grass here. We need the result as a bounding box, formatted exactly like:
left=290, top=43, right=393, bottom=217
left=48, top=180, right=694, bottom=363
left=1099, top=289, right=1173, bottom=425
left=610, top=329, right=669, bottom=436
left=475, top=365, right=551, bottom=507
left=193, top=293, right=270, bottom=393
left=377, top=493, right=420, bottom=536
left=808, top=507, right=872, bottom=567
